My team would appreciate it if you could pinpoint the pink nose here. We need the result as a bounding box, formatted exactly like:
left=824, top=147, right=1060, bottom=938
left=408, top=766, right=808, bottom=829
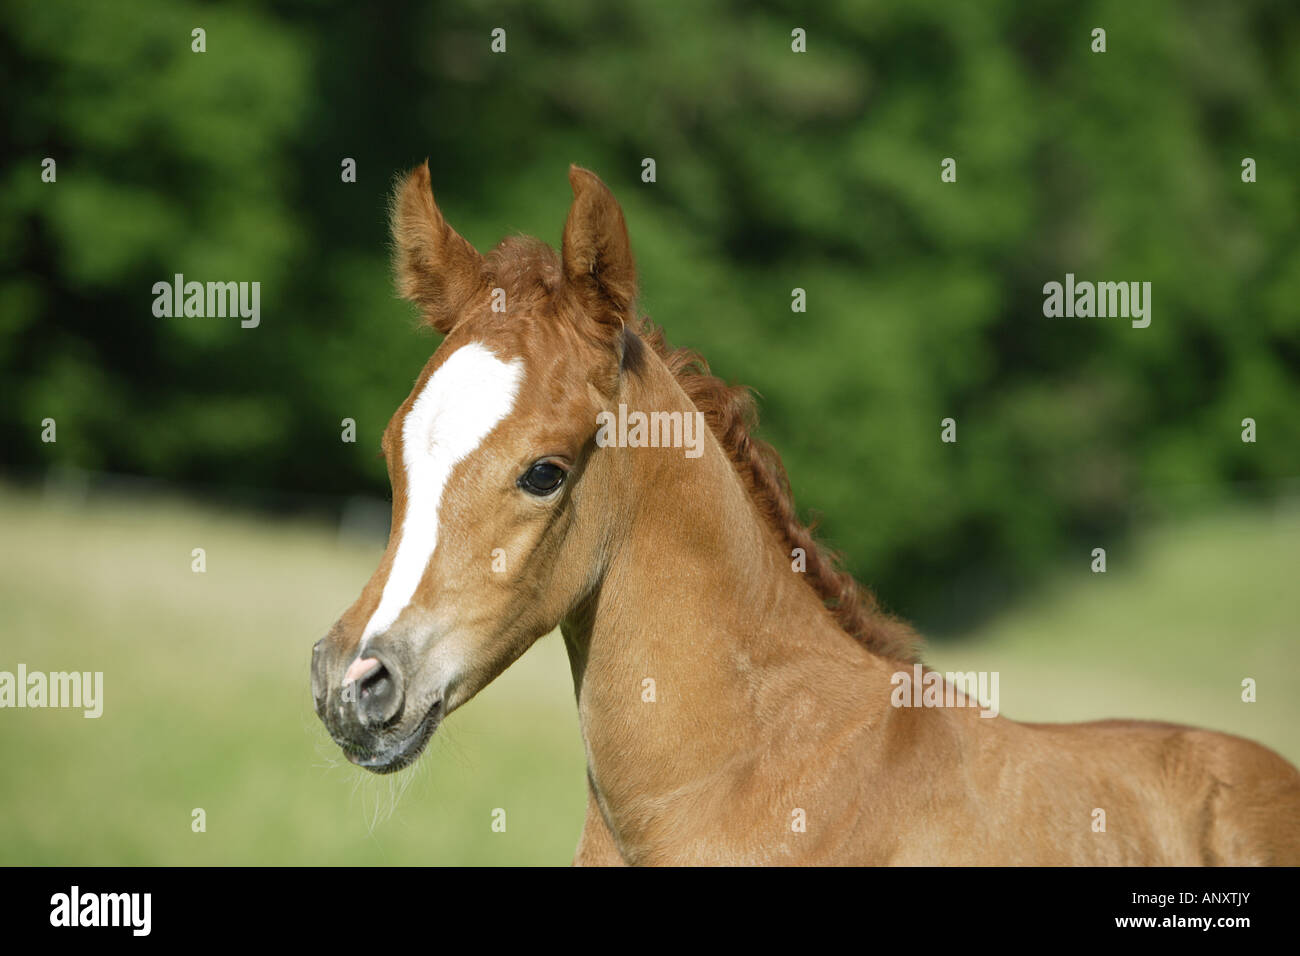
left=343, top=656, right=381, bottom=685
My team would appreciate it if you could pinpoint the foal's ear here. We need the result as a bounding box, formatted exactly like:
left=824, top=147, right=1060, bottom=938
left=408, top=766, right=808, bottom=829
left=561, top=165, right=636, bottom=325
left=390, top=161, right=485, bottom=334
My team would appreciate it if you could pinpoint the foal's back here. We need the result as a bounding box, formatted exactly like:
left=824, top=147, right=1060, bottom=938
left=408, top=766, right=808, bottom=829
left=895, top=706, right=1300, bottom=865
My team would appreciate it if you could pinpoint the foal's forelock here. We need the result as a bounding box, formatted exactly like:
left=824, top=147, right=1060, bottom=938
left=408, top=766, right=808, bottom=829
left=360, top=341, right=524, bottom=648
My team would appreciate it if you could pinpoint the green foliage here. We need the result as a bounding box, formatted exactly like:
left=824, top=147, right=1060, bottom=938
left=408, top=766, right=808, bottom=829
left=3, top=0, right=1297, bottom=624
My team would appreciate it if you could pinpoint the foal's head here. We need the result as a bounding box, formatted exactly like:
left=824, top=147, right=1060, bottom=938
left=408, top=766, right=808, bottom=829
left=311, top=162, right=641, bottom=772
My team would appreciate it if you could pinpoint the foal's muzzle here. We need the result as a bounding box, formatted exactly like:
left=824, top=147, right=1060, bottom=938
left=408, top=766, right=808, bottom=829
left=312, top=634, right=440, bottom=773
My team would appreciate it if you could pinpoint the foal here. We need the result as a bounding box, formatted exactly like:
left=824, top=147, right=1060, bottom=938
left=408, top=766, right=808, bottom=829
left=311, top=162, right=1300, bottom=865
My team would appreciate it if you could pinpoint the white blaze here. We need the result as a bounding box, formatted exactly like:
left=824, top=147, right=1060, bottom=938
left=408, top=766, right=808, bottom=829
left=361, top=343, right=523, bottom=646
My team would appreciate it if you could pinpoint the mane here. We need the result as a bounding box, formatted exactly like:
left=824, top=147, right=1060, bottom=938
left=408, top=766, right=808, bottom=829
left=632, top=319, right=922, bottom=664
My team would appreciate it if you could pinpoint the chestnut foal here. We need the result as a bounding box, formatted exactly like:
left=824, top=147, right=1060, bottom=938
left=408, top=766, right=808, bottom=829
left=311, top=162, right=1300, bottom=865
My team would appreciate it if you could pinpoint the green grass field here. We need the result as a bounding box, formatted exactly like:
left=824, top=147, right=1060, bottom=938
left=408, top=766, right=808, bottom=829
left=0, top=485, right=1295, bottom=864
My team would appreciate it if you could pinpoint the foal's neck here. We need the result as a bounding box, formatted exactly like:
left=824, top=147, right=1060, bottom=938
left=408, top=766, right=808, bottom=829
left=561, top=352, right=895, bottom=861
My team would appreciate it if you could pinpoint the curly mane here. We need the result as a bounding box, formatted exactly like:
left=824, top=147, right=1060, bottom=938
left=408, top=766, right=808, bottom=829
left=632, top=320, right=921, bottom=664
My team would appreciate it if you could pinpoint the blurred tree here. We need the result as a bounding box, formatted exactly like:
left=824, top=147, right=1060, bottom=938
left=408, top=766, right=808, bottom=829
left=2, top=0, right=1297, bottom=628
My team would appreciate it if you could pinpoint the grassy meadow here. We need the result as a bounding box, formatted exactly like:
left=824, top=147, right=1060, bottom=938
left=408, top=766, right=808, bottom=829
left=0, top=484, right=1295, bottom=864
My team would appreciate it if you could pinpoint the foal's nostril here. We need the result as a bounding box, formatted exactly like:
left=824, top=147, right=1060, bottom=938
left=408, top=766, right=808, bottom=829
left=355, top=659, right=404, bottom=729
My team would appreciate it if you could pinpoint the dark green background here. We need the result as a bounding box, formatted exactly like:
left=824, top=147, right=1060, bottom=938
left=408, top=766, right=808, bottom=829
left=4, top=0, right=1297, bottom=631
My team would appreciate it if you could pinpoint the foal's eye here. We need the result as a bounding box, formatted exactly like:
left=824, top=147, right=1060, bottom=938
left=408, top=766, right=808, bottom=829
left=518, top=461, right=566, bottom=496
